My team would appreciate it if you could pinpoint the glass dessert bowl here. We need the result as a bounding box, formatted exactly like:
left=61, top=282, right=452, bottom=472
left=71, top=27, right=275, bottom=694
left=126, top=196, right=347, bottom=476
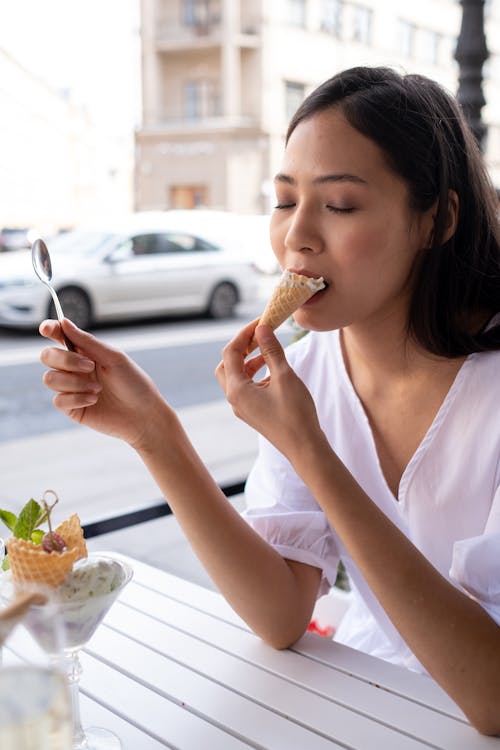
left=2, top=554, right=133, bottom=750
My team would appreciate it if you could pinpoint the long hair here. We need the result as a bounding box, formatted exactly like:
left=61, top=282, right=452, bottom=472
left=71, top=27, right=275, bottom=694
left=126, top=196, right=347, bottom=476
left=287, top=66, right=500, bottom=357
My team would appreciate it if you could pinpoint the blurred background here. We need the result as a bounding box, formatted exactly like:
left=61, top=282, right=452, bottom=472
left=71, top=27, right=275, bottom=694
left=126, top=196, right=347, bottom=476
left=0, top=0, right=499, bottom=239
left=0, top=0, right=499, bottom=583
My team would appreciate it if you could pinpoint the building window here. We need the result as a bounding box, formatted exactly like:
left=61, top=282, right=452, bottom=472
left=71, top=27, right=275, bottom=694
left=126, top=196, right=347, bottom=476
left=285, top=81, right=306, bottom=121
left=287, top=0, right=307, bottom=27
left=183, top=80, right=221, bottom=120
left=419, top=29, right=441, bottom=65
left=183, top=0, right=221, bottom=29
left=351, top=4, right=372, bottom=44
left=321, top=0, right=343, bottom=37
left=396, top=19, right=416, bottom=58
left=170, top=185, right=208, bottom=209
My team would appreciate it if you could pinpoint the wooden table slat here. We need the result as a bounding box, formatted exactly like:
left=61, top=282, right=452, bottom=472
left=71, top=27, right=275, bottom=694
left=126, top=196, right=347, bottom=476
left=2, top=553, right=498, bottom=749
left=85, top=626, right=347, bottom=750
left=101, top=598, right=488, bottom=750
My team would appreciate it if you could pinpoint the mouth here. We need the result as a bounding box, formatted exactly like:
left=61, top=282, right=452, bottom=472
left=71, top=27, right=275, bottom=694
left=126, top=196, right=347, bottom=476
left=287, top=267, right=329, bottom=285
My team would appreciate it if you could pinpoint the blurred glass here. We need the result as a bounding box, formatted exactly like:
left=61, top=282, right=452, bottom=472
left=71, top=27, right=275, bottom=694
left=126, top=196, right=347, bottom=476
left=0, top=579, right=72, bottom=749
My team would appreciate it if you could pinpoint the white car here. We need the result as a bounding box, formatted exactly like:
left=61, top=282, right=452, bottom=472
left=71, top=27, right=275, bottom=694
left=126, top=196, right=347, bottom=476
left=0, top=211, right=264, bottom=330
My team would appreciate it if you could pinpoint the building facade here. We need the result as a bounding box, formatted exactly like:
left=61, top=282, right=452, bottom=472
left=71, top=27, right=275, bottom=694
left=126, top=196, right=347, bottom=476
left=135, top=0, right=500, bottom=214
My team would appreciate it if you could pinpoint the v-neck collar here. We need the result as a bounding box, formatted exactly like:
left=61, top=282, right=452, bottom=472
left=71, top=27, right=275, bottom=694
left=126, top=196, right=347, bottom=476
left=332, top=329, right=475, bottom=505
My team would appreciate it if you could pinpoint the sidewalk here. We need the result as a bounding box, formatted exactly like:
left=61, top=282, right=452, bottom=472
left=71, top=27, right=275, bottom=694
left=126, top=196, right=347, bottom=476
left=0, top=399, right=257, bottom=589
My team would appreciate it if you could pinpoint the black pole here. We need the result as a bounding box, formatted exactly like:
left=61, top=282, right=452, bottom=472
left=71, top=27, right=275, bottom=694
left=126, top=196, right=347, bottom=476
left=454, top=0, right=489, bottom=150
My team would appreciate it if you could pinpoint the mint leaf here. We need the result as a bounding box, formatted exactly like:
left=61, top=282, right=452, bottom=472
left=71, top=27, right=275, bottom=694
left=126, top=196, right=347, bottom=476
left=13, top=499, right=43, bottom=540
left=0, top=510, right=17, bottom=533
left=31, top=529, right=44, bottom=545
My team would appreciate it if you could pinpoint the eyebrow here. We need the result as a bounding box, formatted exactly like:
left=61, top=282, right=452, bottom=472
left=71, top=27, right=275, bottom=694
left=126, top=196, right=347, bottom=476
left=274, top=172, right=368, bottom=186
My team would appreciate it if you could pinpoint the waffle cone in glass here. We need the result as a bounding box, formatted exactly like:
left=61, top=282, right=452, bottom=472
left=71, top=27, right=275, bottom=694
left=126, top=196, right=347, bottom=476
left=7, top=514, right=88, bottom=588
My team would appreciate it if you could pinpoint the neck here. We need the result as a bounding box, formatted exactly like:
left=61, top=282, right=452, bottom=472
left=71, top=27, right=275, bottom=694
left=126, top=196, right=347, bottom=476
left=340, top=313, right=459, bottom=396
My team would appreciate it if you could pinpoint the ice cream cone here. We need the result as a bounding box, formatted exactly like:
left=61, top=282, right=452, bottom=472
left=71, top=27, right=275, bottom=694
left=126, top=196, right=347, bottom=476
left=7, top=514, right=88, bottom=588
left=248, top=270, right=324, bottom=352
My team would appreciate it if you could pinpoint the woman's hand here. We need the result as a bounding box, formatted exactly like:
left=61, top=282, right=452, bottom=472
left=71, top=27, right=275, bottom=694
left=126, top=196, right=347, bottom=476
left=39, top=318, right=170, bottom=449
left=216, top=320, right=325, bottom=463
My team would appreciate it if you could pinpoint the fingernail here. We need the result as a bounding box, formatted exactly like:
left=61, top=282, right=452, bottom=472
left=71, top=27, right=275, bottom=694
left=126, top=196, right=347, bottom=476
left=79, top=358, right=95, bottom=372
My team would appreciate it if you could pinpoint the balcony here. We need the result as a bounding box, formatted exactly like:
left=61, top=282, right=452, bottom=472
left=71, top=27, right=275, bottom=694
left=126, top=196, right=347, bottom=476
left=139, top=111, right=259, bottom=135
left=155, top=15, right=260, bottom=52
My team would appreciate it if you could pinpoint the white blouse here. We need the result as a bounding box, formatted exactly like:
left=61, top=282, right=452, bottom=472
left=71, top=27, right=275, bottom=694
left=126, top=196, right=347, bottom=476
left=243, top=328, right=500, bottom=672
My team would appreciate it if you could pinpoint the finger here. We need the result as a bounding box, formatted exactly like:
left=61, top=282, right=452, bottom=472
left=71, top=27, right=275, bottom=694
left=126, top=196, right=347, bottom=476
left=40, top=345, right=96, bottom=374
left=214, top=360, right=226, bottom=392
left=41, top=318, right=119, bottom=366
left=254, top=325, right=288, bottom=373
left=43, top=369, right=101, bottom=395
left=225, top=318, right=260, bottom=355
left=39, top=319, right=66, bottom=347
left=244, top=353, right=266, bottom=380
left=53, top=391, right=99, bottom=414
left=221, top=318, right=260, bottom=374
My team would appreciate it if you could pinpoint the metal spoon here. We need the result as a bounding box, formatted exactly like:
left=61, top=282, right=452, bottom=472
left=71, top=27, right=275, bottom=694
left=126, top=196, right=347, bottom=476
left=32, top=238, right=76, bottom=351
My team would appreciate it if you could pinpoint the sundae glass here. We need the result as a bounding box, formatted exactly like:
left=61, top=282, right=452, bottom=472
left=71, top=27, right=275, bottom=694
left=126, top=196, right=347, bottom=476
left=0, top=579, right=72, bottom=749
left=2, top=555, right=133, bottom=749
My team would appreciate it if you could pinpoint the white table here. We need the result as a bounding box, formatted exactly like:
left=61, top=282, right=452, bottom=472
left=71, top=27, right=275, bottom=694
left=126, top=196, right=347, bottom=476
left=4, top=553, right=500, bottom=749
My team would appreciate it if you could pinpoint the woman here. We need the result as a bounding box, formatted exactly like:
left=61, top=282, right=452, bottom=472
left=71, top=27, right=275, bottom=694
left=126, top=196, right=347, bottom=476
left=39, top=67, right=500, bottom=734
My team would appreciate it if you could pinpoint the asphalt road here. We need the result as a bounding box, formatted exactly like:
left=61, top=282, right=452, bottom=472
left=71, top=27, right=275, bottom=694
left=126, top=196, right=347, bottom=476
left=0, top=295, right=296, bottom=444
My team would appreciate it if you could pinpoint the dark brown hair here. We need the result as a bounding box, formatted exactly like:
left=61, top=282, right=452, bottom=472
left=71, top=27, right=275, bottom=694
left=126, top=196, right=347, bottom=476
left=287, top=66, right=500, bottom=356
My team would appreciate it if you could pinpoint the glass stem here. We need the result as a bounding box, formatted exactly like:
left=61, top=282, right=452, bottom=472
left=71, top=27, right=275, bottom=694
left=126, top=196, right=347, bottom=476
left=65, top=650, right=88, bottom=749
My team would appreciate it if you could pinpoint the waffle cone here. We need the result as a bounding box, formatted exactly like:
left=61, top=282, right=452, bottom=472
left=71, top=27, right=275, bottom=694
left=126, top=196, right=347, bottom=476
left=56, top=514, right=87, bottom=560
left=7, top=514, right=88, bottom=588
left=248, top=270, right=324, bottom=352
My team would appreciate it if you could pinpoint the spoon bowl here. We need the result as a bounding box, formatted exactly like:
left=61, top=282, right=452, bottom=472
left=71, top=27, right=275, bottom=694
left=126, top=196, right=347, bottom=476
left=32, top=238, right=75, bottom=351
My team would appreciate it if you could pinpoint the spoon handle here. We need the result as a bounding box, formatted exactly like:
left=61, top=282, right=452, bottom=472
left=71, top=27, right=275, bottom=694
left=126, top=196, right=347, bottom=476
left=47, top=286, right=76, bottom=352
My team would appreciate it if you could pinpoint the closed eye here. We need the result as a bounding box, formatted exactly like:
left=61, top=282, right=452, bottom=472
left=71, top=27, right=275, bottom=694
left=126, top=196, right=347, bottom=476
left=274, top=203, right=295, bottom=209
left=326, top=206, right=355, bottom=213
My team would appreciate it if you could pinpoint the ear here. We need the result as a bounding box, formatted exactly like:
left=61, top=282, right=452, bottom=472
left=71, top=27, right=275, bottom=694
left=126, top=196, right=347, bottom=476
left=423, top=189, right=459, bottom=248
left=442, top=189, right=459, bottom=243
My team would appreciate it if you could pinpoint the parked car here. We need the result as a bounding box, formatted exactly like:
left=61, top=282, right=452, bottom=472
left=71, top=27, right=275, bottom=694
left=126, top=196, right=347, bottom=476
left=0, top=211, right=263, bottom=330
left=0, top=227, right=32, bottom=252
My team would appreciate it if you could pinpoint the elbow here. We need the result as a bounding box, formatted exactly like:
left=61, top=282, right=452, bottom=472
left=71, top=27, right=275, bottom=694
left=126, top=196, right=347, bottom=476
left=259, top=622, right=309, bottom=651
left=466, top=706, right=500, bottom=737
left=471, top=719, right=500, bottom=738
left=474, top=724, right=500, bottom=738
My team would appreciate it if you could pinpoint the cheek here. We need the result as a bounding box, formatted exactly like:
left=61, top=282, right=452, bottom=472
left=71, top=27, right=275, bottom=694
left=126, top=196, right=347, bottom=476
left=269, top=216, right=286, bottom=263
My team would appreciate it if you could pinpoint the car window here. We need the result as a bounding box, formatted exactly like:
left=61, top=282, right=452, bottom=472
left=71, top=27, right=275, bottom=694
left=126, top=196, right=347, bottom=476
left=126, top=232, right=220, bottom=256
left=159, top=233, right=219, bottom=253
left=130, top=234, right=162, bottom=256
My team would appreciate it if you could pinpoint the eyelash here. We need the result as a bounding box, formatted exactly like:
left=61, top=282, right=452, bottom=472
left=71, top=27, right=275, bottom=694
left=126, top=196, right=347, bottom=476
left=274, top=203, right=355, bottom=214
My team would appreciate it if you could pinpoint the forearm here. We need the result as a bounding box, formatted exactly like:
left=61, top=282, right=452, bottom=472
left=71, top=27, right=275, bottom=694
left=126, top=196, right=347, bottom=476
left=294, top=437, right=500, bottom=735
left=134, top=405, right=319, bottom=647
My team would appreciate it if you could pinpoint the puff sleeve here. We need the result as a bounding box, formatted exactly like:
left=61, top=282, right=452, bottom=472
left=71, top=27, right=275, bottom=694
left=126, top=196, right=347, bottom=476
left=242, top=436, right=341, bottom=596
left=449, top=483, right=500, bottom=624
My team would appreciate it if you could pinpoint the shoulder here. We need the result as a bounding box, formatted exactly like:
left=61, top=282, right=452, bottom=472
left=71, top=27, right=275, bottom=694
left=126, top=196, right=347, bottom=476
left=284, top=329, right=339, bottom=371
left=464, top=348, right=500, bottom=393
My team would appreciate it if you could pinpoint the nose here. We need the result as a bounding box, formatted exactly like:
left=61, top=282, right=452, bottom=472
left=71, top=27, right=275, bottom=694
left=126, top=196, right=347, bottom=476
left=283, top=204, right=323, bottom=255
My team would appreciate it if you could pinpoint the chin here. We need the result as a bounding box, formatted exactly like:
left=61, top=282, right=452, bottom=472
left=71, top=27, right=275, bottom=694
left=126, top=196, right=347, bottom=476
left=293, top=311, right=339, bottom=333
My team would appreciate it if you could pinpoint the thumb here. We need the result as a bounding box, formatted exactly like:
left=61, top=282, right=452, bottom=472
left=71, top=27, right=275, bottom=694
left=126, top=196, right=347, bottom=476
left=40, top=317, right=119, bottom=365
left=255, top=325, right=287, bottom=370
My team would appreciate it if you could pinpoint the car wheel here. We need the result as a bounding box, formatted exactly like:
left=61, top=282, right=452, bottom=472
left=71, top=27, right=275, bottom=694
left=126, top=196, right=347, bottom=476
left=48, top=287, right=92, bottom=330
left=207, top=282, right=238, bottom=319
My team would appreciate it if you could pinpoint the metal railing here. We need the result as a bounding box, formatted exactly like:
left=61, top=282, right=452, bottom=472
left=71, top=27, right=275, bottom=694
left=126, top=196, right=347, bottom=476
left=82, top=479, right=246, bottom=539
